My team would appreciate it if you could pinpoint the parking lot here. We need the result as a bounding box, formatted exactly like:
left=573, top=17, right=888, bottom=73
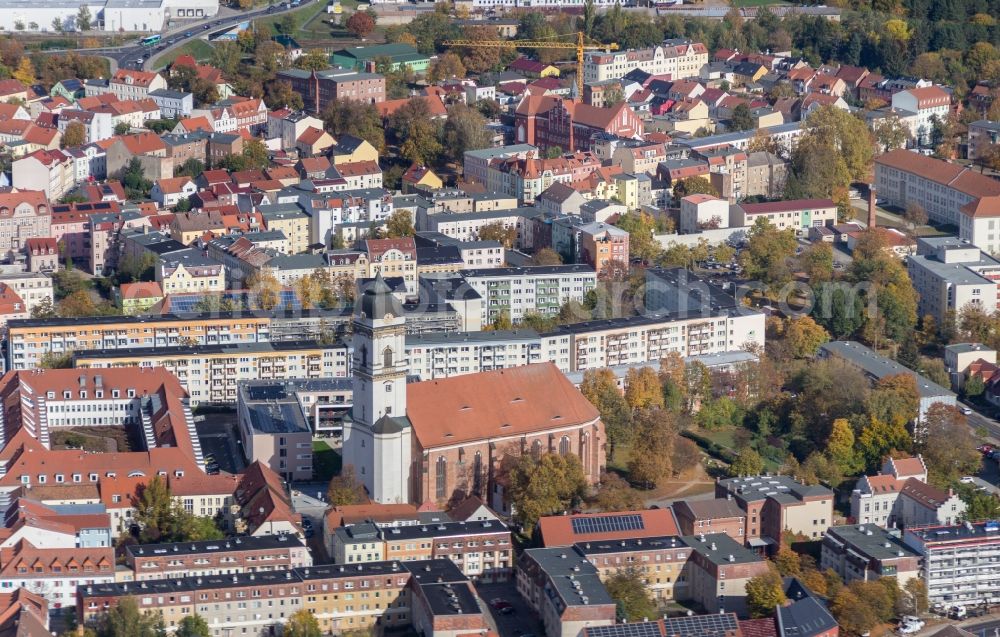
left=475, top=580, right=544, bottom=637
left=195, top=413, right=245, bottom=475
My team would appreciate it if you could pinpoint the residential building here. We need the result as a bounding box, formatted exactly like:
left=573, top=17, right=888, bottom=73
left=24, top=238, right=58, bottom=273
left=517, top=547, right=616, bottom=637
left=148, top=89, right=193, bottom=118
left=1, top=542, right=114, bottom=609
left=463, top=144, right=536, bottom=186
left=12, top=151, right=74, bottom=201
left=680, top=194, right=729, bottom=234
left=967, top=120, right=1000, bottom=160
left=156, top=249, right=226, bottom=295
left=377, top=520, right=513, bottom=581
left=109, top=70, right=167, bottom=102
left=0, top=272, right=53, bottom=316
left=404, top=330, right=542, bottom=380
left=903, top=521, right=1000, bottom=608
left=461, top=265, right=597, bottom=324
left=821, top=524, right=922, bottom=587
left=819, top=341, right=957, bottom=425
left=583, top=40, right=708, bottom=83
left=236, top=380, right=316, bottom=481
left=578, top=222, right=629, bottom=277
left=72, top=341, right=350, bottom=407
left=681, top=533, right=771, bottom=616
left=891, top=86, right=951, bottom=146
left=673, top=498, right=747, bottom=543
left=276, top=69, right=386, bottom=113
left=731, top=198, right=837, bottom=234
left=577, top=535, right=688, bottom=602
left=874, top=149, right=1000, bottom=253
left=125, top=535, right=312, bottom=581
left=536, top=508, right=680, bottom=548
left=907, top=237, right=1000, bottom=326
left=715, top=475, right=834, bottom=546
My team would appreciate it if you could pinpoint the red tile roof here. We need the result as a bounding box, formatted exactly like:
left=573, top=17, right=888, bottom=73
left=538, top=508, right=679, bottom=547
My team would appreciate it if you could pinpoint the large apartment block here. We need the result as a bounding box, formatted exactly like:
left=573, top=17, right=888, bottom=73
left=821, top=524, right=922, bottom=587
left=405, top=330, right=543, bottom=380
left=460, top=265, right=597, bottom=324
left=125, top=535, right=313, bottom=581
left=908, top=237, right=1000, bottom=326
left=874, top=149, right=1000, bottom=254
left=71, top=341, right=350, bottom=406
left=903, top=521, right=1000, bottom=608
left=583, top=40, right=708, bottom=84
left=276, top=69, right=386, bottom=113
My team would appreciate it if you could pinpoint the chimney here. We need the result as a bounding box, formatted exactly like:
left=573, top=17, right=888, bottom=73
left=867, top=184, right=877, bottom=229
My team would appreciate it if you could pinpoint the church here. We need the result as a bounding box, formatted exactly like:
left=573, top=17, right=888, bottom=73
left=343, top=275, right=606, bottom=507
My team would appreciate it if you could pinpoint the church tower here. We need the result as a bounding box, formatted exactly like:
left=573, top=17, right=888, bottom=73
left=341, top=274, right=412, bottom=504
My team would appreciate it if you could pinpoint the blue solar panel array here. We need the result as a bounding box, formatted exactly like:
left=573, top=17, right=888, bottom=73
left=167, top=290, right=303, bottom=313
left=663, top=614, right=738, bottom=637
left=585, top=622, right=663, bottom=637
left=571, top=513, right=645, bottom=535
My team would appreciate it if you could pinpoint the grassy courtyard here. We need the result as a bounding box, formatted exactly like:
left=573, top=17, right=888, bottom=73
left=152, top=39, right=215, bottom=69
left=312, top=439, right=342, bottom=482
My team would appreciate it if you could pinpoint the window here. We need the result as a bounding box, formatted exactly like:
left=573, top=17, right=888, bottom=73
left=435, top=456, right=447, bottom=500
left=383, top=347, right=393, bottom=368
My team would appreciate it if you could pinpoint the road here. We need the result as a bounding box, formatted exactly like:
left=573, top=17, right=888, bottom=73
left=58, top=0, right=316, bottom=72
left=965, top=618, right=1000, bottom=637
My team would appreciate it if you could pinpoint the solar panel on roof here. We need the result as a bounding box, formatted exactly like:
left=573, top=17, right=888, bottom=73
left=662, top=613, right=739, bottom=637
left=571, top=513, right=644, bottom=535
left=585, top=622, right=663, bottom=637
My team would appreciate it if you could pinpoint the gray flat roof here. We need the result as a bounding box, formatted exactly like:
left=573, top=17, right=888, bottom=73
left=716, top=474, right=833, bottom=503
left=820, top=340, right=956, bottom=400
left=825, top=524, right=921, bottom=561
left=523, top=547, right=615, bottom=607
left=464, top=144, right=536, bottom=160
left=682, top=533, right=764, bottom=566
left=908, top=253, right=998, bottom=286
left=406, top=329, right=540, bottom=347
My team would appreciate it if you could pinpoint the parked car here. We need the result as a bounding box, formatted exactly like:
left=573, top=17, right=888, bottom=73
left=960, top=476, right=976, bottom=484
left=950, top=606, right=967, bottom=619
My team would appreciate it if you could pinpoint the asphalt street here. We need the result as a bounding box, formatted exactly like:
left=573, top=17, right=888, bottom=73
left=60, top=0, right=315, bottom=72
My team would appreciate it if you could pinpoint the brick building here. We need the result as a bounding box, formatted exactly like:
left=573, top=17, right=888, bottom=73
left=276, top=69, right=386, bottom=113
left=514, top=96, right=644, bottom=152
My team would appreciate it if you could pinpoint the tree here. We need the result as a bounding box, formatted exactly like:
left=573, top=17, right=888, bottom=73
left=327, top=466, right=368, bottom=506
left=346, top=11, right=375, bottom=39
left=175, top=158, right=205, bottom=178
left=12, top=58, right=34, bottom=85
left=739, top=217, right=798, bottom=289
left=319, top=63, right=376, bottom=117
left=605, top=568, right=658, bottom=621
left=592, top=473, right=643, bottom=512
left=477, top=222, right=517, bottom=249
left=429, top=52, right=466, bottom=82
left=384, top=209, right=415, bottom=238
left=532, top=248, right=563, bottom=266
left=872, top=115, right=910, bottom=152
left=96, top=597, right=165, bottom=637
left=31, top=296, right=57, bottom=319
left=783, top=316, right=830, bottom=358
left=773, top=546, right=801, bottom=576
left=296, top=49, right=330, bottom=72
left=826, top=418, right=860, bottom=476
left=627, top=409, right=676, bottom=488
left=76, top=5, right=92, bottom=30
left=52, top=17, right=64, bottom=33
left=133, top=475, right=173, bottom=542
left=866, top=374, right=920, bottom=428
left=903, top=201, right=929, bottom=234
left=388, top=98, right=442, bottom=166
left=729, top=103, right=754, bottom=131
left=61, top=121, right=86, bottom=148
left=903, top=578, right=929, bottom=616
left=120, top=157, right=152, bottom=200
left=965, top=374, right=986, bottom=399
left=507, top=452, right=587, bottom=533
left=442, top=103, right=491, bottom=162
left=243, top=139, right=269, bottom=170
left=956, top=483, right=1000, bottom=521
left=624, top=367, right=663, bottom=411
left=746, top=570, right=786, bottom=619
left=830, top=589, right=878, bottom=637
left=672, top=175, right=719, bottom=207
left=787, top=106, right=873, bottom=199
left=58, top=289, right=98, bottom=317
left=918, top=403, right=980, bottom=486
left=799, top=242, right=834, bottom=283
left=615, top=210, right=658, bottom=262
left=283, top=610, right=321, bottom=637
left=247, top=270, right=281, bottom=310
left=857, top=416, right=912, bottom=472
left=580, top=369, right=632, bottom=458
left=264, top=79, right=304, bottom=111
left=115, top=122, right=131, bottom=136
left=728, top=447, right=764, bottom=477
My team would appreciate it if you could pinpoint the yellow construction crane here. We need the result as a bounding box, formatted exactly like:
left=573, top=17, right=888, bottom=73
left=442, top=31, right=619, bottom=97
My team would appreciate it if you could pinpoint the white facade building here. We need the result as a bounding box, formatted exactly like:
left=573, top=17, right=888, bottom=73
left=461, top=265, right=597, bottom=324
left=908, top=237, right=1000, bottom=326
left=891, top=86, right=951, bottom=146
left=584, top=40, right=708, bottom=84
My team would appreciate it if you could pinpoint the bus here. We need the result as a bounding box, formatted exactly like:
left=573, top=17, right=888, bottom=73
left=140, top=34, right=161, bottom=47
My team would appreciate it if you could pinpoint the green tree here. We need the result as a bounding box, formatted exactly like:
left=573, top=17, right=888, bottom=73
left=580, top=369, right=632, bottom=458
left=739, top=217, right=798, bottom=289
left=61, top=120, right=86, bottom=148
left=322, top=99, right=385, bottom=152
left=327, top=466, right=368, bottom=506
left=96, top=596, right=165, bottom=637
left=243, top=139, right=269, bottom=170
left=672, top=175, right=719, bottom=207
left=175, top=158, right=205, bottom=178
left=76, top=5, right=92, bottom=30
left=477, top=221, right=517, bottom=249
left=114, top=122, right=131, bottom=136
left=175, top=616, right=209, bottom=637
left=30, top=296, right=57, bottom=319
left=787, top=106, right=873, bottom=199
left=605, top=568, right=658, bottom=621
left=388, top=98, right=443, bottom=166
left=119, top=157, right=152, bottom=200
left=728, top=447, right=764, bottom=477
left=283, top=610, right=321, bottom=637
left=442, top=103, right=492, bottom=162
left=729, top=103, right=754, bottom=131
left=746, top=569, right=786, bottom=619
left=506, top=452, right=587, bottom=533
left=614, top=210, right=659, bottom=262
left=627, top=408, right=677, bottom=488
left=957, top=483, right=1000, bottom=520
left=799, top=241, right=834, bottom=283
left=965, top=374, right=986, bottom=398
left=384, top=209, right=415, bottom=238
left=133, top=475, right=173, bottom=541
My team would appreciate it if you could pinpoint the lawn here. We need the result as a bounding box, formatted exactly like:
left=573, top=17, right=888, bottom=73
left=152, top=39, right=215, bottom=70
left=312, top=439, right=342, bottom=482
